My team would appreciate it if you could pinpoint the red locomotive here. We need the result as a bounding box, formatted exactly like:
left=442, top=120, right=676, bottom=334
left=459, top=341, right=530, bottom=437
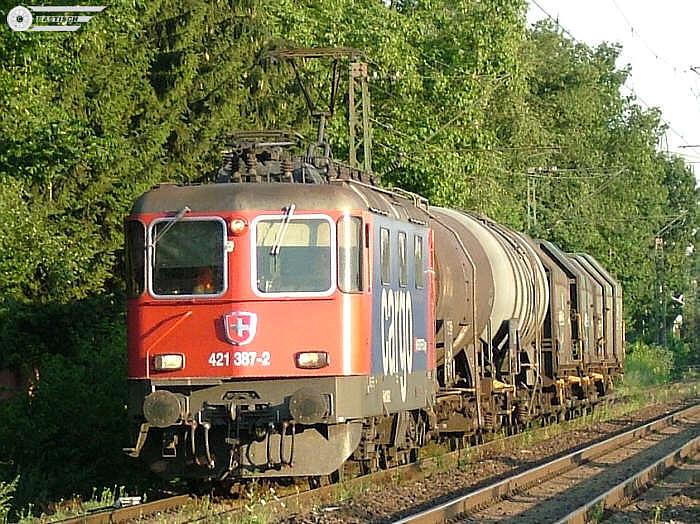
left=124, top=51, right=624, bottom=481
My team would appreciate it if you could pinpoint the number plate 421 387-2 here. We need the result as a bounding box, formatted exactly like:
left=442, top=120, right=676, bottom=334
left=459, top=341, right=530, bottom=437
left=208, top=351, right=271, bottom=367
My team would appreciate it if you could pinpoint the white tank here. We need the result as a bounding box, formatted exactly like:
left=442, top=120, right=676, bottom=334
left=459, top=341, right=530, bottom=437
left=431, top=208, right=549, bottom=350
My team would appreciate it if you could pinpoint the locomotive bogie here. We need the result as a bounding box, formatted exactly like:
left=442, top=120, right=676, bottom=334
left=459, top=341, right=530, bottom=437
left=130, top=374, right=434, bottom=478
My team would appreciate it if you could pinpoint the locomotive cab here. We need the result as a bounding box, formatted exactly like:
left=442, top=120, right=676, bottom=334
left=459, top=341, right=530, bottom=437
left=124, top=173, right=436, bottom=479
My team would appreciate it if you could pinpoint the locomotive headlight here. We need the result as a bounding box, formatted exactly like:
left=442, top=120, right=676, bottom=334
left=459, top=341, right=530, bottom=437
left=295, top=351, right=329, bottom=369
left=229, top=218, right=248, bottom=235
left=152, top=353, right=185, bottom=372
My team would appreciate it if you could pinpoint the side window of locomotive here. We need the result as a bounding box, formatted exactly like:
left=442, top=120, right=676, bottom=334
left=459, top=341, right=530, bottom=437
left=337, top=216, right=362, bottom=292
left=380, top=227, right=390, bottom=285
left=414, top=234, right=425, bottom=289
left=125, top=220, right=145, bottom=297
left=152, top=219, right=225, bottom=296
left=256, top=218, right=331, bottom=293
left=398, top=231, right=408, bottom=287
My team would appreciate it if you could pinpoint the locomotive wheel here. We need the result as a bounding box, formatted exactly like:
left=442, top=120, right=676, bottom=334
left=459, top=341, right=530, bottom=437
left=187, top=478, right=214, bottom=496
left=221, top=480, right=245, bottom=499
left=330, top=462, right=353, bottom=483
left=449, top=434, right=470, bottom=451
left=308, top=475, right=326, bottom=489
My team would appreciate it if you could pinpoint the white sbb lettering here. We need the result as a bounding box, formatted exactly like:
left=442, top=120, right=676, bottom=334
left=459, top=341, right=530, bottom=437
left=381, top=288, right=414, bottom=402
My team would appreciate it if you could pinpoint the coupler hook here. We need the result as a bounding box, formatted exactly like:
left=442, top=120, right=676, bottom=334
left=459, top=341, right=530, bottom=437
left=190, top=419, right=215, bottom=470
left=280, top=421, right=296, bottom=467
left=202, top=421, right=215, bottom=469
left=265, top=422, right=275, bottom=470
left=190, top=421, right=198, bottom=457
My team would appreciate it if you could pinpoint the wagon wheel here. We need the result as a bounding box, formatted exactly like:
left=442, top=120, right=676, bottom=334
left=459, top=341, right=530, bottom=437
left=359, top=453, right=380, bottom=475
left=378, top=445, right=393, bottom=469
left=393, top=449, right=410, bottom=466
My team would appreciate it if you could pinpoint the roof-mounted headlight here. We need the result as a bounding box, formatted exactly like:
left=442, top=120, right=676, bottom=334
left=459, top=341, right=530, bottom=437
left=230, top=218, right=248, bottom=235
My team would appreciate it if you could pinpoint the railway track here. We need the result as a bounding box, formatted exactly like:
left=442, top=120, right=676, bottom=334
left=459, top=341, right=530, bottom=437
left=46, top=387, right=697, bottom=524
left=602, top=447, right=699, bottom=523
left=394, top=403, right=700, bottom=524
left=53, top=494, right=191, bottom=524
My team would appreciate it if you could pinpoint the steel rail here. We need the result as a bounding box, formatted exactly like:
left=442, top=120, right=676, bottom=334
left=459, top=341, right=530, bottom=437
left=55, top=494, right=190, bottom=524
left=392, top=402, right=700, bottom=524
left=554, top=435, right=700, bottom=524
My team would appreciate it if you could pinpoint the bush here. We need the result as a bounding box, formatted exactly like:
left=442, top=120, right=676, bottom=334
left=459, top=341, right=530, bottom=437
left=0, top=477, right=17, bottom=523
left=0, top=295, right=156, bottom=518
left=624, top=341, right=674, bottom=387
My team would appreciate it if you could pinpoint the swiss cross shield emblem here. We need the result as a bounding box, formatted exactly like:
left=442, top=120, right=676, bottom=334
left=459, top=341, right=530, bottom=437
left=223, top=312, right=258, bottom=346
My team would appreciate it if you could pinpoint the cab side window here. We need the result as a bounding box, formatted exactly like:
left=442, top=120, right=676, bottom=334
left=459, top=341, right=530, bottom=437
left=338, top=216, right=362, bottom=292
left=414, top=234, right=425, bottom=289
left=380, top=227, right=390, bottom=285
left=398, top=231, right=408, bottom=287
left=125, top=220, right=145, bottom=297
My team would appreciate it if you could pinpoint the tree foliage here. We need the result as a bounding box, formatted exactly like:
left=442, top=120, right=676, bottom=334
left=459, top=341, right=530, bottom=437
left=0, top=0, right=697, bottom=513
left=623, top=341, right=675, bottom=386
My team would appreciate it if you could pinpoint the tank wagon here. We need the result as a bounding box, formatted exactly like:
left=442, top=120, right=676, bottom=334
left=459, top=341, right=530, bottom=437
left=123, top=51, right=624, bottom=482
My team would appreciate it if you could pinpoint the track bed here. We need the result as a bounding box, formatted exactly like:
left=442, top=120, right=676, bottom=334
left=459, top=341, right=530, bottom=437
left=448, top=406, right=699, bottom=523
left=603, top=452, right=699, bottom=523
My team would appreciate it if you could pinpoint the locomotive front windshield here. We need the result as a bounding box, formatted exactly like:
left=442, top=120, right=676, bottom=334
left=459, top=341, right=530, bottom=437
left=255, top=218, right=331, bottom=293
left=152, top=219, right=225, bottom=296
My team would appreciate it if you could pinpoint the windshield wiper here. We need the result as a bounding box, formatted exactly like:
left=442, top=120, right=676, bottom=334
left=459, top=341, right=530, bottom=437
left=152, top=206, right=191, bottom=247
left=270, top=203, right=296, bottom=256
